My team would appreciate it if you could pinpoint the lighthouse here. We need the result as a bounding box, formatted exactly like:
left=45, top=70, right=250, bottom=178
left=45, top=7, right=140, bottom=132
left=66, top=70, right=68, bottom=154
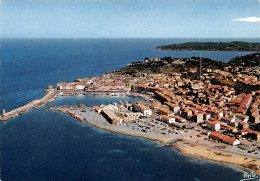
left=3, top=108, right=6, bottom=117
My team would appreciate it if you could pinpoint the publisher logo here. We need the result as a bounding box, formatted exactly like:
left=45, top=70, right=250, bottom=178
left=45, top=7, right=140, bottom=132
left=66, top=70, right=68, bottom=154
left=240, top=171, right=259, bottom=181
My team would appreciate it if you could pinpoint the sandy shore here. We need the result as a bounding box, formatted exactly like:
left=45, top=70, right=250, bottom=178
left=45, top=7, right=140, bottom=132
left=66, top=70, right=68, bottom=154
left=172, top=141, right=260, bottom=174
left=51, top=107, right=260, bottom=174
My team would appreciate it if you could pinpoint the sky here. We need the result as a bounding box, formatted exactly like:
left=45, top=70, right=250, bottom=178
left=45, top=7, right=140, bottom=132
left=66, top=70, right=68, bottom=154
left=0, top=0, right=259, bottom=38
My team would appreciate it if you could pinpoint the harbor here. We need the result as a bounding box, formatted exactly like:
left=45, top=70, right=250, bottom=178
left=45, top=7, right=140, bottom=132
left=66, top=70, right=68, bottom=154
left=0, top=87, right=59, bottom=121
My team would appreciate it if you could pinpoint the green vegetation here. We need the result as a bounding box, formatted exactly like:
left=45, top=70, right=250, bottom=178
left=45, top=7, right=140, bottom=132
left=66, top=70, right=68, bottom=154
left=113, top=53, right=259, bottom=76
left=113, top=61, right=168, bottom=75
left=228, top=53, right=260, bottom=67
left=157, top=41, right=260, bottom=51
left=211, top=78, right=260, bottom=94
left=113, top=56, right=227, bottom=75
left=186, top=57, right=226, bottom=69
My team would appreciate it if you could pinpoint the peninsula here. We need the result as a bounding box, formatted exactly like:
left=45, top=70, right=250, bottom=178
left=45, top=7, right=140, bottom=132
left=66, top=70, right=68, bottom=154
left=1, top=53, right=260, bottom=174
left=156, top=41, right=260, bottom=52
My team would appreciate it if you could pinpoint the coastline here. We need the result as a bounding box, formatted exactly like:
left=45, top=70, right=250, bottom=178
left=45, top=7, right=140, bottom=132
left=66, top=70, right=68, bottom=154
left=52, top=107, right=260, bottom=174
left=172, top=141, right=260, bottom=174
left=1, top=46, right=259, bottom=177
left=2, top=38, right=260, bottom=181
left=55, top=109, right=174, bottom=143
left=156, top=48, right=257, bottom=52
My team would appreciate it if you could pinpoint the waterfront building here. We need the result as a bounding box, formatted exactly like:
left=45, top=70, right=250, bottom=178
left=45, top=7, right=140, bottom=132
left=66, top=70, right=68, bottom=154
left=125, top=112, right=143, bottom=117
left=194, top=112, right=204, bottom=123
left=150, top=57, right=161, bottom=62
left=208, top=132, right=240, bottom=146
left=173, top=116, right=186, bottom=123
left=122, top=116, right=139, bottom=123
left=132, top=102, right=152, bottom=116
left=101, top=109, right=121, bottom=125
left=207, top=121, right=220, bottom=131
left=203, top=112, right=211, bottom=121
left=241, top=129, right=260, bottom=141
left=93, top=106, right=102, bottom=113
left=151, top=101, right=161, bottom=109
left=159, top=115, right=175, bottom=123
left=57, top=82, right=68, bottom=90
left=158, top=108, right=175, bottom=117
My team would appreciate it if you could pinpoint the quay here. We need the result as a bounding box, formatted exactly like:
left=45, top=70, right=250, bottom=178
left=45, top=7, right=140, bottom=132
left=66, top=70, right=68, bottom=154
left=0, top=87, right=58, bottom=121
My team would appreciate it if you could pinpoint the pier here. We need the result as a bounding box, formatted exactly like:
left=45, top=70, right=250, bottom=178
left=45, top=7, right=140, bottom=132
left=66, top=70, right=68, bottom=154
left=0, top=88, right=58, bottom=121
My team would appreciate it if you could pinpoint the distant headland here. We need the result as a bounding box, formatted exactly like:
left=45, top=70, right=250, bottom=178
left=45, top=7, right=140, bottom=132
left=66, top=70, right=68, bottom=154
left=156, top=41, right=260, bottom=52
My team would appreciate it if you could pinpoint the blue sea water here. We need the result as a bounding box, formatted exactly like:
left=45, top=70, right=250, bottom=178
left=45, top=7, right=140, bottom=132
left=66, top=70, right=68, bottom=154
left=0, top=38, right=259, bottom=181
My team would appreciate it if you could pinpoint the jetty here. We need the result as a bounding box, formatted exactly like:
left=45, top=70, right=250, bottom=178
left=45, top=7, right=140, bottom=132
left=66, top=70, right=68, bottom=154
left=0, top=88, right=58, bottom=121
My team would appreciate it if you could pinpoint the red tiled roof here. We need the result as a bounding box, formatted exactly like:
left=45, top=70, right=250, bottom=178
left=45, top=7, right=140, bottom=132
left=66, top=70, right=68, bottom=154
left=209, top=131, right=222, bottom=137
left=241, top=128, right=260, bottom=135
left=222, top=117, right=232, bottom=121
left=93, top=106, right=101, bottom=110
left=222, top=135, right=237, bottom=143
left=160, top=115, right=172, bottom=120
left=207, top=121, right=218, bottom=125
left=236, top=107, right=245, bottom=113
left=158, top=108, right=173, bottom=114
left=173, top=116, right=185, bottom=120
left=216, top=121, right=228, bottom=127
left=241, top=94, right=252, bottom=105
left=207, top=109, right=216, bottom=113
left=238, top=121, right=246, bottom=125
left=209, top=132, right=237, bottom=143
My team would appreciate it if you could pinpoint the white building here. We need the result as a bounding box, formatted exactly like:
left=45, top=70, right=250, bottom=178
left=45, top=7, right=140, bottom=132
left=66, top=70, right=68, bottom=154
left=76, top=84, right=85, bottom=90
left=207, top=121, right=220, bottom=131
left=132, top=102, right=152, bottom=116
left=125, top=112, right=143, bottom=117
left=208, top=132, right=240, bottom=146
left=173, top=116, right=186, bottom=123
left=160, top=115, right=175, bottom=123
left=233, top=113, right=249, bottom=123
left=158, top=108, right=175, bottom=117
left=196, top=113, right=204, bottom=123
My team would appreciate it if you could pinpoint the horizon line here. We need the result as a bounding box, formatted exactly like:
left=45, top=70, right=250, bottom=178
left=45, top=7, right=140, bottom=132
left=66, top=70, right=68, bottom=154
left=0, top=37, right=260, bottom=39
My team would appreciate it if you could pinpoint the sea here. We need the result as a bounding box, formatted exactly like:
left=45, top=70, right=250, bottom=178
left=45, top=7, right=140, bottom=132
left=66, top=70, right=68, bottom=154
left=0, top=38, right=259, bottom=181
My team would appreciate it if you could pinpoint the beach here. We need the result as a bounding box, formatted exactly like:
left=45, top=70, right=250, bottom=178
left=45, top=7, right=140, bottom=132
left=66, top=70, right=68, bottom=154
left=48, top=105, right=260, bottom=174
left=172, top=141, right=260, bottom=174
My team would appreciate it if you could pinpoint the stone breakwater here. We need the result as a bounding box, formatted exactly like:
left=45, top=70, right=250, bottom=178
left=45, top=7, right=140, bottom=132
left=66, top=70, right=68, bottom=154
left=0, top=89, right=58, bottom=121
